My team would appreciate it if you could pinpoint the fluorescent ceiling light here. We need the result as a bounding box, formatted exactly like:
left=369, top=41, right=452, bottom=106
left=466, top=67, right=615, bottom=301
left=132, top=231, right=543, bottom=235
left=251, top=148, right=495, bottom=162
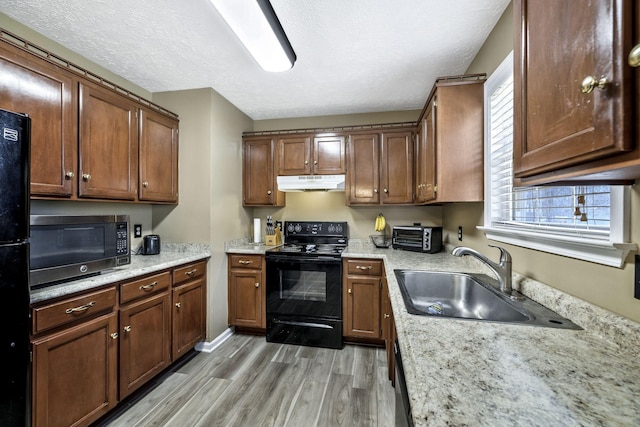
left=210, top=0, right=297, bottom=72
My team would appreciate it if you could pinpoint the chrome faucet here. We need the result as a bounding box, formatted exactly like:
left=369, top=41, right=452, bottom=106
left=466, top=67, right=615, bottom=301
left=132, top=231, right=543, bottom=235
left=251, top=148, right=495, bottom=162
left=452, top=245, right=513, bottom=294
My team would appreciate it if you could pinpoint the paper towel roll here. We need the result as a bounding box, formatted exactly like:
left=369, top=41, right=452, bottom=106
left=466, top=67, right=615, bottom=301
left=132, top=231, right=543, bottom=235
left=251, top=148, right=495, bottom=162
left=253, top=218, right=261, bottom=243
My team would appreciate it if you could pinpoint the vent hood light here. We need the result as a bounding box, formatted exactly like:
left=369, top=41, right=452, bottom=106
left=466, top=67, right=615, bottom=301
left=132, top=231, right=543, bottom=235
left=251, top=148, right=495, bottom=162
left=209, top=0, right=296, bottom=72
left=277, top=175, right=346, bottom=192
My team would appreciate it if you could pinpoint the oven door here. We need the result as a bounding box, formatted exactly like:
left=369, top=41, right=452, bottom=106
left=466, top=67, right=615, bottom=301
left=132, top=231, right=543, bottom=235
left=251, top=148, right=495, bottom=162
left=266, top=255, right=342, bottom=320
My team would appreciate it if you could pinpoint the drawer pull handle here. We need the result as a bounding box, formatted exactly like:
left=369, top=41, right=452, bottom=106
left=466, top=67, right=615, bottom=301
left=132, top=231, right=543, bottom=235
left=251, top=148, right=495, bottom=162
left=356, top=265, right=373, bottom=270
left=175, top=302, right=181, bottom=308
left=139, top=281, right=158, bottom=290
left=123, top=325, right=132, bottom=332
left=65, top=301, right=96, bottom=314
left=238, top=260, right=252, bottom=265
left=110, top=333, right=119, bottom=340
left=185, top=268, right=198, bottom=276
left=383, top=313, right=390, bottom=319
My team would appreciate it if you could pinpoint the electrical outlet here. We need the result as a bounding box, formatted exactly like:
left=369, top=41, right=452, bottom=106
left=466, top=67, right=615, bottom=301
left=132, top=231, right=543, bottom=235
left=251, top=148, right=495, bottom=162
left=134, top=224, right=142, bottom=238
left=458, top=226, right=463, bottom=241
left=635, top=255, right=640, bottom=300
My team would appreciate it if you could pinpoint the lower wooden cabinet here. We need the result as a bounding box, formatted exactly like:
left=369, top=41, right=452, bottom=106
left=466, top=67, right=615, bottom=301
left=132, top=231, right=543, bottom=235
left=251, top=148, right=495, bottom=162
left=343, top=258, right=384, bottom=340
left=31, top=260, right=208, bottom=426
left=228, top=254, right=265, bottom=328
left=118, top=276, right=171, bottom=399
left=381, top=275, right=395, bottom=385
left=32, top=311, right=118, bottom=427
left=172, top=261, right=207, bottom=359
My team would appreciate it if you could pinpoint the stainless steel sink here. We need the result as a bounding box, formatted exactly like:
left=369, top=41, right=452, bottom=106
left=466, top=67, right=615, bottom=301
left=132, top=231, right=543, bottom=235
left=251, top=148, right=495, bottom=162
left=394, top=270, right=582, bottom=329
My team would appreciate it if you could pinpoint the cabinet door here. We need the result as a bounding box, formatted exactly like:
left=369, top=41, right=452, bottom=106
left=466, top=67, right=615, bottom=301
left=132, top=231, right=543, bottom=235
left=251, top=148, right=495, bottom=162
left=343, top=275, right=381, bottom=339
left=514, top=0, right=634, bottom=177
left=346, top=133, right=380, bottom=205
left=381, top=274, right=394, bottom=384
left=243, top=137, right=282, bottom=206
left=415, top=104, right=436, bottom=204
left=79, top=82, right=138, bottom=200
left=313, top=135, right=346, bottom=174
left=119, top=292, right=171, bottom=399
left=139, top=108, right=178, bottom=203
left=381, top=131, right=414, bottom=204
left=32, top=313, right=118, bottom=427
left=228, top=269, right=264, bottom=328
left=0, top=44, right=76, bottom=197
left=277, top=135, right=312, bottom=175
left=172, top=276, right=206, bottom=360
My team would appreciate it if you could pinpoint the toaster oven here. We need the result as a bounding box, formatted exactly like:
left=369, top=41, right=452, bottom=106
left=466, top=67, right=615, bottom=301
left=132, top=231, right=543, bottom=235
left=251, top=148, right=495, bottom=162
left=392, top=225, right=442, bottom=253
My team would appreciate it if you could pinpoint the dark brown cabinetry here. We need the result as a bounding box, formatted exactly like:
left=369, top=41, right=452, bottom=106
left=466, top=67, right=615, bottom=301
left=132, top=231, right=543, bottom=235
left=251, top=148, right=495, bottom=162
left=381, top=275, right=395, bottom=385
left=514, top=0, right=640, bottom=185
left=118, top=272, right=171, bottom=399
left=242, top=136, right=284, bottom=206
left=172, top=261, right=207, bottom=359
left=78, top=81, right=138, bottom=200
left=415, top=76, right=485, bottom=204
left=0, top=31, right=179, bottom=203
left=277, top=134, right=346, bottom=175
left=31, top=287, right=119, bottom=427
left=346, top=130, right=414, bottom=206
left=228, top=254, right=265, bottom=329
left=0, top=42, right=77, bottom=197
left=139, top=108, right=179, bottom=203
left=343, top=258, right=384, bottom=340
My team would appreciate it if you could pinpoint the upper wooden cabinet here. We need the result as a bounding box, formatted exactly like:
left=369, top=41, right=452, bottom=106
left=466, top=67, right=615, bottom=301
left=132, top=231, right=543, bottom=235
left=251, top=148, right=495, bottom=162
left=346, top=130, right=414, bottom=206
left=346, top=133, right=381, bottom=204
left=277, top=134, right=346, bottom=175
left=0, top=42, right=77, bottom=197
left=514, top=0, right=640, bottom=185
left=79, top=81, right=138, bottom=200
left=415, top=76, right=485, bottom=204
left=139, top=108, right=179, bottom=203
left=381, top=131, right=414, bottom=204
left=242, top=136, right=284, bottom=206
left=0, top=32, right=179, bottom=203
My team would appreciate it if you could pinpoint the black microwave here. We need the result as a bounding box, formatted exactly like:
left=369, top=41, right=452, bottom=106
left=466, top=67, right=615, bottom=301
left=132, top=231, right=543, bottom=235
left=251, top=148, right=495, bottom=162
left=29, top=215, right=130, bottom=288
left=392, top=225, right=442, bottom=253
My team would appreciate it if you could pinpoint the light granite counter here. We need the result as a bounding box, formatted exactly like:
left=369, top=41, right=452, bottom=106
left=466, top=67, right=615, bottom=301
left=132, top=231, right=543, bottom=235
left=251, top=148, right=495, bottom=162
left=30, top=243, right=211, bottom=305
left=344, top=241, right=640, bottom=426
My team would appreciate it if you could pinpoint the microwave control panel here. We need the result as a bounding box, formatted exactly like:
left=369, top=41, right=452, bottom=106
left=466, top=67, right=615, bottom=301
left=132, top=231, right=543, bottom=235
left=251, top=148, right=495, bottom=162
left=116, top=222, right=129, bottom=255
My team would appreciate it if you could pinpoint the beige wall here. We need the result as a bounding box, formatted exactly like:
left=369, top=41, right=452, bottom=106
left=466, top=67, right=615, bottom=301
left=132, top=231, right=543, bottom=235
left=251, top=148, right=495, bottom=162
left=448, top=1, right=640, bottom=322
left=152, top=88, right=253, bottom=338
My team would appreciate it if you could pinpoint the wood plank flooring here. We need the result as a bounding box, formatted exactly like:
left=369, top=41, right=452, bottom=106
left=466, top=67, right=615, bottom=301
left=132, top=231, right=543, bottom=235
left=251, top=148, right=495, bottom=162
left=97, top=334, right=395, bottom=427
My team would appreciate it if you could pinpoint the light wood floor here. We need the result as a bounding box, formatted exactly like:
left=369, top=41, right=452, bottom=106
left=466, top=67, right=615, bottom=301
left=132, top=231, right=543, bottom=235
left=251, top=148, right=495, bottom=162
left=98, top=334, right=395, bottom=427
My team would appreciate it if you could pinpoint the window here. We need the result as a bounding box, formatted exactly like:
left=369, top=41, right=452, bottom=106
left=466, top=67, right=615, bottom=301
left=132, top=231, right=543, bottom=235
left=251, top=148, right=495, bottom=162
left=481, top=52, right=634, bottom=268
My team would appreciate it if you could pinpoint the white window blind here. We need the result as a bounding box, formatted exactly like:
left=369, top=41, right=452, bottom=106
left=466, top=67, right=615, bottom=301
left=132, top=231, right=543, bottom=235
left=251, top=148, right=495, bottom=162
left=481, top=51, right=634, bottom=267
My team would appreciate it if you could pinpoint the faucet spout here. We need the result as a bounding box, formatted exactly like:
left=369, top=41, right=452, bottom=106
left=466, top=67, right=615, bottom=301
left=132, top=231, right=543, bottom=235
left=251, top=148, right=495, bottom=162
left=452, top=245, right=513, bottom=294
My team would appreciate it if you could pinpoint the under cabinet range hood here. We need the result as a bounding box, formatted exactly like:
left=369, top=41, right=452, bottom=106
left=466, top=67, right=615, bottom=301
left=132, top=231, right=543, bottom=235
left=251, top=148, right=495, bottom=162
left=276, top=175, right=346, bottom=192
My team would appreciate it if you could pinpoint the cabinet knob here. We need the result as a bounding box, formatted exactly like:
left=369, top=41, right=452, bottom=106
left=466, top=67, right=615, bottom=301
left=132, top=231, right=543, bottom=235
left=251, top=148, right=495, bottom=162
left=110, top=333, right=119, bottom=339
left=383, top=188, right=388, bottom=193
left=255, top=282, right=260, bottom=288
left=175, top=302, right=181, bottom=308
left=314, top=160, right=318, bottom=165
left=305, top=160, right=309, bottom=165
left=82, top=173, right=91, bottom=182
left=142, top=181, right=149, bottom=188
left=123, top=325, right=132, bottom=332
left=348, top=288, right=352, bottom=294
left=580, top=76, right=607, bottom=94
left=65, top=171, right=74, bottom=179
left=374, top=188, right=378, bottom=193
left=629, top=43, right=640, bottom=67
left=267, top=190, right=272, bottom=195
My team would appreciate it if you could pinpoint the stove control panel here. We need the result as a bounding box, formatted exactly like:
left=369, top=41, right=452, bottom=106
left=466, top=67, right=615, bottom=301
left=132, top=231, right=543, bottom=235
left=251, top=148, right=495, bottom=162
left=284, top=221, right=348, bottom=237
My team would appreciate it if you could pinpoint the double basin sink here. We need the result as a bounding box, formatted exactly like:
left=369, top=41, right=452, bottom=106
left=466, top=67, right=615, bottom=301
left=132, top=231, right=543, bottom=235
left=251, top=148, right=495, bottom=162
left=394, top=270, right=581, bottom=329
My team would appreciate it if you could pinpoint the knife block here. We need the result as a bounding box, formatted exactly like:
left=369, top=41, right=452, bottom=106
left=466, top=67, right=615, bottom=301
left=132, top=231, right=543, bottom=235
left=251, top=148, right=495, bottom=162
left=265, top=227, right=282, bottom=246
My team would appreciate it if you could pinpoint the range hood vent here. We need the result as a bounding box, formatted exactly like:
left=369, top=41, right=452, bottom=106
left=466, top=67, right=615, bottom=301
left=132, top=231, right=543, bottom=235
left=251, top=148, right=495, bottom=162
left=277, top=175, right=346, bottom=192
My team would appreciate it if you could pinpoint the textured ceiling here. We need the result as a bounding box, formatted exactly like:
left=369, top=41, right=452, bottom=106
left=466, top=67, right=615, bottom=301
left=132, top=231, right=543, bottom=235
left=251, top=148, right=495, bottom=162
left=0, top=0, right=510, bottom=120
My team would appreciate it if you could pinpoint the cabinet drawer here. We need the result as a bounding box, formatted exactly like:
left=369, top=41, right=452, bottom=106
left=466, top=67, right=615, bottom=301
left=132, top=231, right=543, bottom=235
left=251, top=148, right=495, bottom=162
left=345, top=259, right=383, bottom=276
left=32, top=286, right=117, bottom=334
left=173, top=261, right=207, bottom=286
left=120, top=271, right=171, bottom=304
left=229, top=254, right=263, bottom=270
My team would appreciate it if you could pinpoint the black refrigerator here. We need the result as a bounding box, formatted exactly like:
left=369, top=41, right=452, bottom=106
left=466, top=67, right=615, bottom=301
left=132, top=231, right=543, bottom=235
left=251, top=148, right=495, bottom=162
left=0, top=108, right=31, bottom=426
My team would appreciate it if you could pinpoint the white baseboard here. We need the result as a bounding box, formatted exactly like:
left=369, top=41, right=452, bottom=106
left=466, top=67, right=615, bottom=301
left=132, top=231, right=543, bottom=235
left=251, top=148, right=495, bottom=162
left=195, top=327, right=234, bottom=353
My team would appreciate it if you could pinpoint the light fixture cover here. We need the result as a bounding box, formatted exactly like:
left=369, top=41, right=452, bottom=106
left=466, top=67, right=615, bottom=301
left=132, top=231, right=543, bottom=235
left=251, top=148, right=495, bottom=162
left=210, top=0, right=296, bottom=72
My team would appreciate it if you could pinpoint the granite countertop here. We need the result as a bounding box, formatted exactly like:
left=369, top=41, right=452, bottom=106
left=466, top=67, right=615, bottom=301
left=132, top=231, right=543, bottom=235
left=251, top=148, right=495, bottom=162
left=30, top=243, right=211, bottom=305
left=227, top=239, right=640, bottom=426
